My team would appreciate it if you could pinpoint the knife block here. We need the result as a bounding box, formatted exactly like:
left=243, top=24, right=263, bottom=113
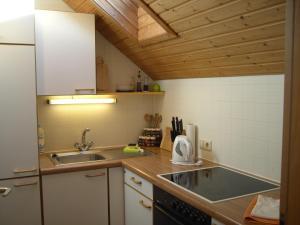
left=160, top=127, right=186, bottom=152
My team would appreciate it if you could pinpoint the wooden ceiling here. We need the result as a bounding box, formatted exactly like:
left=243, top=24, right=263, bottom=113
left=64, top=0, right=286, bottom=80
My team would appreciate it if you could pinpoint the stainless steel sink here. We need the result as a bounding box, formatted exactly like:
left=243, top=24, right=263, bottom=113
left=50, top=151, right=107, bottom=165
left=49, top=147, right=154, bottom=166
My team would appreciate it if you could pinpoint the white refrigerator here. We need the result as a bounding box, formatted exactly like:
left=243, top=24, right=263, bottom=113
left=0, top=1, right=42, bottom=225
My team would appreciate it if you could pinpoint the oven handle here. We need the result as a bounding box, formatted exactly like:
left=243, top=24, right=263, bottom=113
left=154, top=203, right=185, bottom=225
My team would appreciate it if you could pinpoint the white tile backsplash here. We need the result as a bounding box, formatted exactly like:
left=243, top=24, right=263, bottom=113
left=156, top=75, right=284, bottom=182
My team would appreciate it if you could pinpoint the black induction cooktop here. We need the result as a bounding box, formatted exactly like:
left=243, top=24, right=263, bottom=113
left=159, top=166, right=279, bottom=203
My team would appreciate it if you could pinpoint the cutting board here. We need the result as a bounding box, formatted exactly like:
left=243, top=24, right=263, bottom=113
left=96, top=56, right=110, bottom=91
left=160, top=127, right=173, bottom=152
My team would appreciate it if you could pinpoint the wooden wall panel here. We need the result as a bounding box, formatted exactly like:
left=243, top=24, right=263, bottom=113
left=65, top=0, right=285, bottom=80
left=280, top=0, right=300, bottom=224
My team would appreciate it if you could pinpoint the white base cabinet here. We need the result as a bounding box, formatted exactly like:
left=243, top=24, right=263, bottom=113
left=124, top=169, right=153, bottom=225
left=125, top=184, right=153, bottom=225
left=0, top=177, right=41, bottom=225
left=42, top=169, right=108, bottom=225
left=109, top=167, right=125, bottom=225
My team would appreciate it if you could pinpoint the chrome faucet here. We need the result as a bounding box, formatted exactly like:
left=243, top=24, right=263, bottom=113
left=74, top=128, right=94, bottom=152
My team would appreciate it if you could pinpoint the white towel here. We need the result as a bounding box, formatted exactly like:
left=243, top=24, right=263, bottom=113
left=250, top=195, right=280, bottom=220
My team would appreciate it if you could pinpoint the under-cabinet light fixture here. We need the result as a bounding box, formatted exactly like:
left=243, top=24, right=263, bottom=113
left=48, top=98, right=117, bottom=105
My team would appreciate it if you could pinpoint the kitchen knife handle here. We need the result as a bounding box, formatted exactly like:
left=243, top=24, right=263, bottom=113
left=0, top=187, right=11, bottom=197
left=179, top=119, right=183, bottom=134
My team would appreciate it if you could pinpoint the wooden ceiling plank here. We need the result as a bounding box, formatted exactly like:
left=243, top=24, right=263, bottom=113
left=144, top=12, right=285, bottom=55
left=64, top=0, right=286, bottom=80
left=175, top=2, right=286, bottom=34
left=144, top=0, right=158, bottom=4
left=126, top=20, right=284, bottom=57
left=152, top=62, right=284, bottom=79
left=107, top=0, right=138, bottom=28
left=178, top=5, right=285, bottom=39
left=148, top=0, right=191, bottom=15
left=139, top=37, right=284, bottom=65
left=121, top=0, right=139, bottom=10
left=133, top=0, right=177, bottom=37
left=160, top=0, right=234, bottom=23
left=147, top=50, right=285, bottom=73
left=92, top=0, right=138, bottom=38
left=161, top=0, right=284, bottom=26
left=131, top=21, right=285, bottom=61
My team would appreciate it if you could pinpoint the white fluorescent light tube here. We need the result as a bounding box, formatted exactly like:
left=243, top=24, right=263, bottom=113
left=48, top=98, right=116, bottom=105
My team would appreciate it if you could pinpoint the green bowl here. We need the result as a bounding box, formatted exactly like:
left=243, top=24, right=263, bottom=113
left=152, top=83, right=161, bottom=92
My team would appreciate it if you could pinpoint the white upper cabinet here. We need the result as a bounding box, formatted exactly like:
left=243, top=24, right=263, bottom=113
left=0, top=45, right=39, bottom=179
left=35, top=10, right=96, bottom=95
left=0, top=0, right=35, bottom=44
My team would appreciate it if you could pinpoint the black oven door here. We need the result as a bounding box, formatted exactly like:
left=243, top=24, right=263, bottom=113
left=154, top=204, right=185, bottom=225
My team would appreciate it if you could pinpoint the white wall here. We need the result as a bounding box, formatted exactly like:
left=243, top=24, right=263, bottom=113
left=36, top=0, right=154, bottom=151
left=156, top=75, right=284, bottom=182
left=96, top=33, right=149, bottom=91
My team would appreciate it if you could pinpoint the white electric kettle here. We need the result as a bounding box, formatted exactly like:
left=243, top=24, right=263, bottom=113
left=171, top=135, right=202, bottom=166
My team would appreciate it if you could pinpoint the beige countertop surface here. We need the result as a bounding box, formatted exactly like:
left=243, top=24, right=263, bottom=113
left=39, top=147, right=280, bottom=225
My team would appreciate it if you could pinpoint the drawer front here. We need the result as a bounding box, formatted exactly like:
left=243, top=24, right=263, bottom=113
left=125, top=184, right=153, bottom=225
left=124, top=168, right=153, bottom=200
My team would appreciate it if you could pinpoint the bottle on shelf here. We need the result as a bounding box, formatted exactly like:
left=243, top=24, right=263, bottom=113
left=136, top=70, right=142, bottom=92
left=143, top=74, right=149, bottom=92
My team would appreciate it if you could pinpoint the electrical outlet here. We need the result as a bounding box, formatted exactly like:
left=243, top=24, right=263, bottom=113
left=200, top=139, right=212, bottom=151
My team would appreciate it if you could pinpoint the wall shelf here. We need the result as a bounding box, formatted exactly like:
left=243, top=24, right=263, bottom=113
left=96, top=91, right=165, bottom=96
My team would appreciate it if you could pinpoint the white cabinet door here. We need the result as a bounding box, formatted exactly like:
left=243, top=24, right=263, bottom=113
left=42, top=169, right=108, bottom=225
left=35, top=10, right=96, bottom=95
left=125, top=184, right=153, bottom=225
left=0, top=45, right=38, bottom=179
left=0, top=0, right=35, bottom=44
left=0, top=177, right=42, bottom=225
left=109, top=167, right=125, bottom=225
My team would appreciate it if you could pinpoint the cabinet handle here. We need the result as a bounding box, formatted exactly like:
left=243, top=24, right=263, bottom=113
left=0, top=187, right=11, bottom=197
left=130, top=177, right=142, bottom=185
left=14, top=181, right=38, bottom=187
left=13, top=167, right=37, bottom=174
left=139, top=200, right=152, bottom=209
left=75, top=88, right=95, bottom=92
left=85, top=172, right=106, bottom=178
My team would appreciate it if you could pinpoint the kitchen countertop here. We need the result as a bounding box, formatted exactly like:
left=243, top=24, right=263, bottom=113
left=39, top=147, right=280, bottom=225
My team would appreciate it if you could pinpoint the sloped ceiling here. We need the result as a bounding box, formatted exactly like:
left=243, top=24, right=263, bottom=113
left=64, top=0, right=285, bottom=80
